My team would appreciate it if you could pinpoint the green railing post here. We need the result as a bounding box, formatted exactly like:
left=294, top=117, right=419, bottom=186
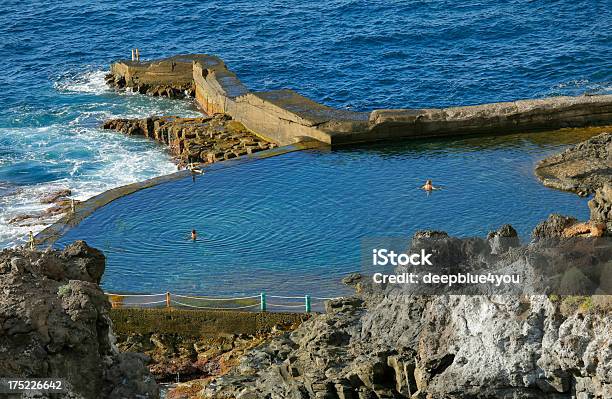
left=260, top=292, right=266, bottom=312
left=305, top=295, right=311, bottom=313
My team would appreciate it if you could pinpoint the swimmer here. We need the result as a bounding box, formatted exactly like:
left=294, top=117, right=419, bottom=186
left=191, top=229, right=197, bottom=241
left=421, top=179, right=435, bottom=191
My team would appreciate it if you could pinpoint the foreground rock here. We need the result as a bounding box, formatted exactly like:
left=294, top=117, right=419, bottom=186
left=188, top=225, right=611, bottom=399
left=115, top=322, right=304, bottom=384
left=102, top=114, right=276, bottom=167
left=535, top=132, right=611, bottom=196
left=0, top=242, right=158, bottom=399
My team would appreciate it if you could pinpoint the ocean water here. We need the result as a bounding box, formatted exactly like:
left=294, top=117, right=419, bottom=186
left=56, top=131, right=592, bottom=298
left=1, top=0, right=610, bottom=247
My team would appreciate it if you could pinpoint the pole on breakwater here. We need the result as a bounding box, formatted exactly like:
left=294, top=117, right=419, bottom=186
left=165, top=292, right=171, bottom=308
left=305, top=295, right=311, bottom=312
left=260, top=292, right=267, bottom=312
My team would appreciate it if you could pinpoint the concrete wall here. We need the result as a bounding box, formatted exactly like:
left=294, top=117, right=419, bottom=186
left=111, top=54, right=197, bottom=87
left=110, top=308, right=308, bottom=337
left=111, top=54, right=612, bottom=147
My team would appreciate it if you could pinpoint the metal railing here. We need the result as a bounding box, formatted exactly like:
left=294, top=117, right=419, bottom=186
left=105, top=291, right=340, bottom=313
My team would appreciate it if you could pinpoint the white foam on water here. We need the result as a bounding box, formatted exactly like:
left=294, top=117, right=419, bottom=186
left=0, top=125, right=177, bottom=248
left=550, top=79, right=612, bottom=95
left=0, top=67, right=205, bottom=248
left=55, top=70, right=110, bottom=95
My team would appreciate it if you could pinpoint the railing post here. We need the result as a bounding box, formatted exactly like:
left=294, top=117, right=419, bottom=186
left=260, top=292, right=266, bottom=312
left=165, top=292, right=171, bottom=308
left=305, top=295, right=311, bottom=313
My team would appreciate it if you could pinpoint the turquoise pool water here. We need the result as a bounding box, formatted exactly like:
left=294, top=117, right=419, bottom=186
left=55, top=131, right=592, bottom=298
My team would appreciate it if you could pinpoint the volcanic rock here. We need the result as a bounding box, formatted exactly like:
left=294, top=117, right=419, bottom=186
left=535, top=132, right=612, bottom=195
left=101, top=114, right=275, bottom=167
left=0, top=241, right=158, bottom=399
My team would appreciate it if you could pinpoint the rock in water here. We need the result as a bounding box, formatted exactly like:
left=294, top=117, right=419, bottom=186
left=0, top=241, right=159, bottom=399
left=101, top=114, right=276, bottom=167
left=535, top=132, right=612, bottom=195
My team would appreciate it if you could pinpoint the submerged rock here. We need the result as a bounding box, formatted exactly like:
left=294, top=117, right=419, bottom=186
left=0, top=241, right=159, bottom=399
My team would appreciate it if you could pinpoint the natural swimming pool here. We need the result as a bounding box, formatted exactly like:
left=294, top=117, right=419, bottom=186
left=55, top=129, right=596, bottom=298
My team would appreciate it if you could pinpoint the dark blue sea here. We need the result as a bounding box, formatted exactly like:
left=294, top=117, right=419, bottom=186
left=1, top=0, right=611, bottom=248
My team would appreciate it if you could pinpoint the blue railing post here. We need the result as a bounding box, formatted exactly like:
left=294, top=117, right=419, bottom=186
left=305, top=295, right=311, bottom=312
left=260, top=292, right=267, bottom=312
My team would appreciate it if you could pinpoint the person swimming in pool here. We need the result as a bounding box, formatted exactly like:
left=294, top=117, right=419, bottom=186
left=422, top=179, right=434, bottom=191
left=191, top=229, right=197, bottom=241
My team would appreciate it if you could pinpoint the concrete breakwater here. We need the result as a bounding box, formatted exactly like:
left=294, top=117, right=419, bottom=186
left=107, top=54, right=612, bottom=146
left=102, top=114, right=276, bottom=166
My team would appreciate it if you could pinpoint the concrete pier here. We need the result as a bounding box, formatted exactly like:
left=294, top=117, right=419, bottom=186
left=109, top=54, right=612, bottom=146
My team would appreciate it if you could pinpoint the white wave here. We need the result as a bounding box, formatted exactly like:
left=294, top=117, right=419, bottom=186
left=55, top=70, right=109, bottom=95
left=1, top=66, right=204, bottom=248
left=0, top=125, right=177, bottom=248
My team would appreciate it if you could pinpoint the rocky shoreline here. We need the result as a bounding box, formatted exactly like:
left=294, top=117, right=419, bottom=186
left=107, top=54, right=612, bottom=147
left=102, top=114, right=276, bottom=167
left=0, top=241, right=158, bottom=398
left=536, top=132, right=612, bottom=232
left=181, top=226, right=611, bottom=399
left=535, top=132, right=611, bottom=196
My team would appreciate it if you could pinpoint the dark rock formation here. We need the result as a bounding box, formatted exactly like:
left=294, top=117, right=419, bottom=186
left=190, top=227, right=611, bottom=399
left=101, top=114, right=276, bottom=167
left=105, top=73, right=194, bottom=99
left=535, top=132, right=611, bottom=236
left=589, top=182, right=612, bottom=231
left=116, top=329, right=297, bottom=384
left=535, top=132, right=611, bottom=196
left=486, top=223, right=519, bottom=254
left=40, top=188, right=72, bottom=204
left=532, top=214, right=580, bottom=239
left=0, top=242, right=158, bottom=399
